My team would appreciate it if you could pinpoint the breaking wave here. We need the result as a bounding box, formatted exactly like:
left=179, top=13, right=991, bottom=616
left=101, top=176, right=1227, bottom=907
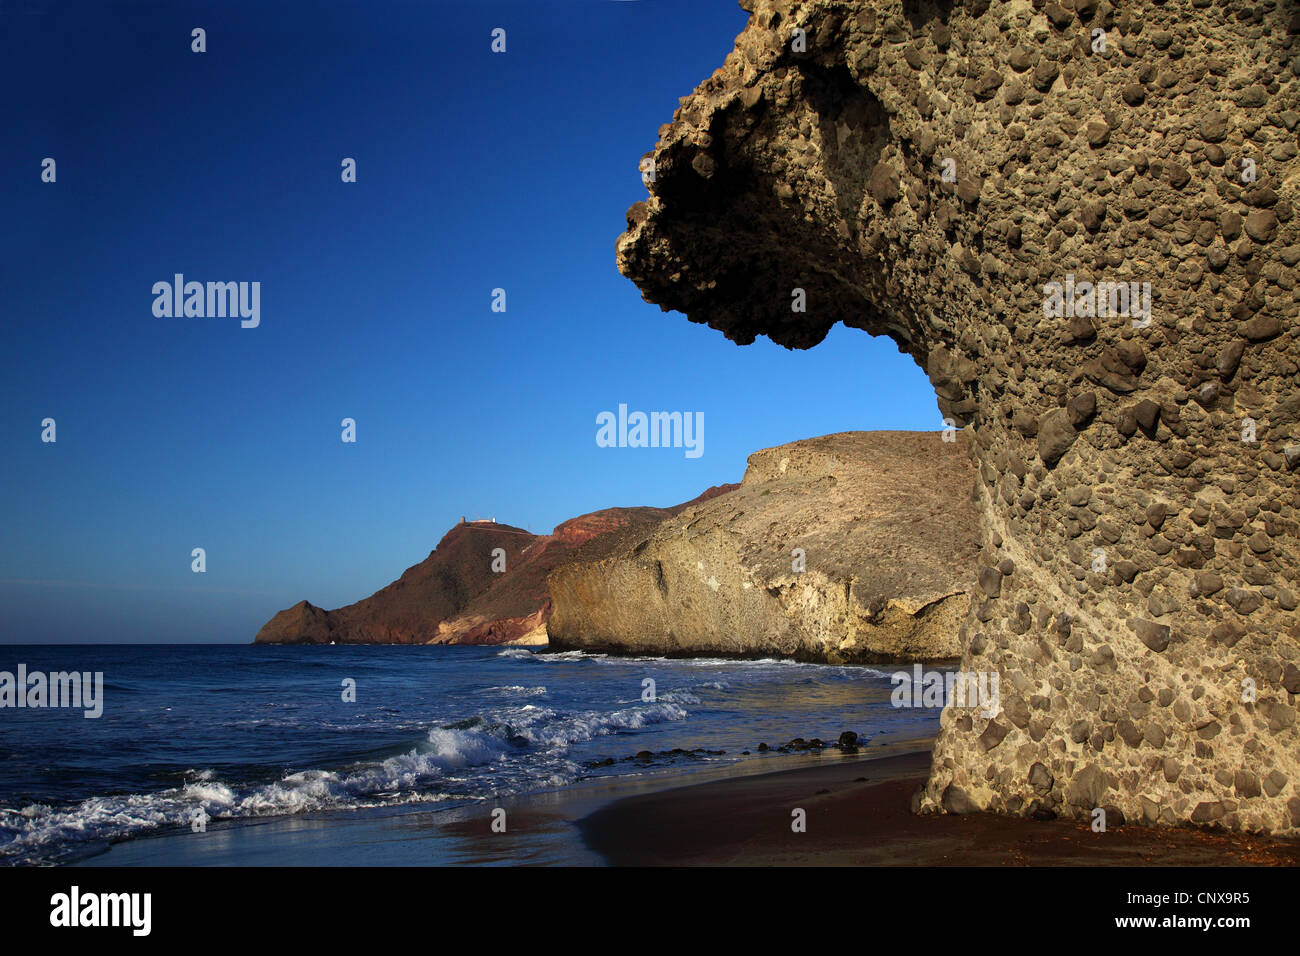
left=0, top=692, right=692, bottom=866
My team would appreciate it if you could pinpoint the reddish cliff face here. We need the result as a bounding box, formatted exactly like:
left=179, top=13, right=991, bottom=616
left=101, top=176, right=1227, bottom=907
left=253, top=487, right=738, bottom=646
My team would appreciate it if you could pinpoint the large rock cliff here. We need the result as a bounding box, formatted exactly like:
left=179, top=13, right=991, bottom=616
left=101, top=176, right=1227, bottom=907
left=548, top=431, right=980, bottom=663
left=618, top=0, right=1300, bottom=833
left=254, top=489, right=734, bottom=645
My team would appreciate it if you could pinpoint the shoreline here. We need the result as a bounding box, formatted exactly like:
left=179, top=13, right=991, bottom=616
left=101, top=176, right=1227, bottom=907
left=67, top=744, right=1300, bottom=866
left=68, top=744, right=924, bottom=867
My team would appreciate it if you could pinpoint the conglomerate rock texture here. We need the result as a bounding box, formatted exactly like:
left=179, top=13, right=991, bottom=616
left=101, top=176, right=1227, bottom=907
left=618, top=0, right=1300, bottom=833
left=548, top=431, right=980, bottom=663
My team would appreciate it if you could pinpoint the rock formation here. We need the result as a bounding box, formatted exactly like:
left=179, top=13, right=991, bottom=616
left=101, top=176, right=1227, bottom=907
left=254, top=491, right=735, bottom=646
left=617, top=0, right=1300, bottom=833
left=548, top=431, right=979, bottom=663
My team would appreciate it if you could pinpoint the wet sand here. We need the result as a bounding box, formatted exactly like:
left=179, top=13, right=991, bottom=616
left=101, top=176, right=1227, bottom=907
left=71, top=750, right=868, bottom=866
left=579, top=751, right=1300, bottom=866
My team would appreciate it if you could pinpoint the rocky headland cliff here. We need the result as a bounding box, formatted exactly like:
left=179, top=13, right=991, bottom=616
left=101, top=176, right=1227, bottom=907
left=548, top=431, right=979, bottom=664
left=618, top=0, right=1300, bottom=834
left=254, top=489, right=734, bottom=646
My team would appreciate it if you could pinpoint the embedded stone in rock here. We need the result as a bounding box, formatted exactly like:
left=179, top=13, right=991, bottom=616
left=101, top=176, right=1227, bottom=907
left=978, top=566, right=1003, bottom=599
left=973, top=69, right=1002, bottom=100
left=1192, top=802, right=1226, bottom=825
left=941, top=785, right=979, bottom=815
left=978, top=720, right=1011, bottom=752
left=1241, top=316, right=1282, bottom=341
left=1195, top=571, right=1224, bottom=596
left=1265, top=771, right=1290, bottom=797
left=1012, top=408, right=1038, bottom=437
left=955, top=178, right=982, bottom=205
left=1217, top=340, right=1246, bottom=380
left=1037, top=408, right=1078, bottom=466
left=1246, top=185, right=1278, bottom=209
left=1226, top=588, right=1264, bottom=615
left=1146, top=503, right=1167, bottom=530
left=1199, top=112, right=1229, bottom=142
left=1066, top=315, right=1096, bottom=342
left=868, top=163, right=901, bottom=205
left=1078, top=202, right=1106, bottom=235
left=1237, top=85, right=1269, bottom=109
left=1246, top=210, right=1279, bottom=243
left=617, top=0, right=1300, bottom=837
left=1221, top=211, right=1244, bottom=241
left=1116, top=406, right=1138, bottom=438
left=1031, top=60, right=1059, bottom=92
left=1134, top=400, right=1161, bottom=435
left=1284, top=665, right=1300, bottom=695
left=1134, top=618, right=1172, bottom=653
left=1065, top=765, right=1108, bottom=811
left=1122, top=83, right=1146, bottom=106
left=1044, top=4, right=1074, bottom=30
left=1236, top=772, right=1263, bottom=798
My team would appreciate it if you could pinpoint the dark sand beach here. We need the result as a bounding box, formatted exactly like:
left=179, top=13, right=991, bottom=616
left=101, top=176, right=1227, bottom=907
left=580, top=752, right=1300, bottom=867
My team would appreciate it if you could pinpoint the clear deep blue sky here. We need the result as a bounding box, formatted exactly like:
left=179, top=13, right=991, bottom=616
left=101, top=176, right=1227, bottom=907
left=1, top=0, right=938, bottom=643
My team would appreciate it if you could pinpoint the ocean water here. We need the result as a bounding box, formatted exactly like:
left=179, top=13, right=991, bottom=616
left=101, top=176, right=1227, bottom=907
left=0, top=644, right=944, bottom=865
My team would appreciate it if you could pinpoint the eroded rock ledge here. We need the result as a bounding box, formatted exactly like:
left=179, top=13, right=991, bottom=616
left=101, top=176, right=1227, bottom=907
left=619, top=0, right=1300, bottom=833
left=548, top=431, right=979, bottom=664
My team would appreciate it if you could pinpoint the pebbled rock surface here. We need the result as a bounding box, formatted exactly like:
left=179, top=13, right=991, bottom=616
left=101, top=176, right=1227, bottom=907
left=254, top=487, right=736, bottom=646
left=548, top=431, right=979, bottom=664
left=617, top=0, right=1300, bottom=833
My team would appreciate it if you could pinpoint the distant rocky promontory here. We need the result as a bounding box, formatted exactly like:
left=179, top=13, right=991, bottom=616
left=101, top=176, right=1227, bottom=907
left=253, top=488, right=735, bottom=646
left=254, top=430, right=979, bottom=662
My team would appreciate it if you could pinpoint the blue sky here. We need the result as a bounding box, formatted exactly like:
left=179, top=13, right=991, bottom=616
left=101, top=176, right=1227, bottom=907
left=0, top=0, right=938, bottom=643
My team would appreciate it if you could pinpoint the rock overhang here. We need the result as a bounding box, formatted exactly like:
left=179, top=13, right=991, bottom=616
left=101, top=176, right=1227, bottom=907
left=616, top=0, right=1300, bottom=834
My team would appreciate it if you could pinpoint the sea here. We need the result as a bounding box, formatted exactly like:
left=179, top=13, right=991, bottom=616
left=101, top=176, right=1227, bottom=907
left=0, top=644, right=945, bottom=865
